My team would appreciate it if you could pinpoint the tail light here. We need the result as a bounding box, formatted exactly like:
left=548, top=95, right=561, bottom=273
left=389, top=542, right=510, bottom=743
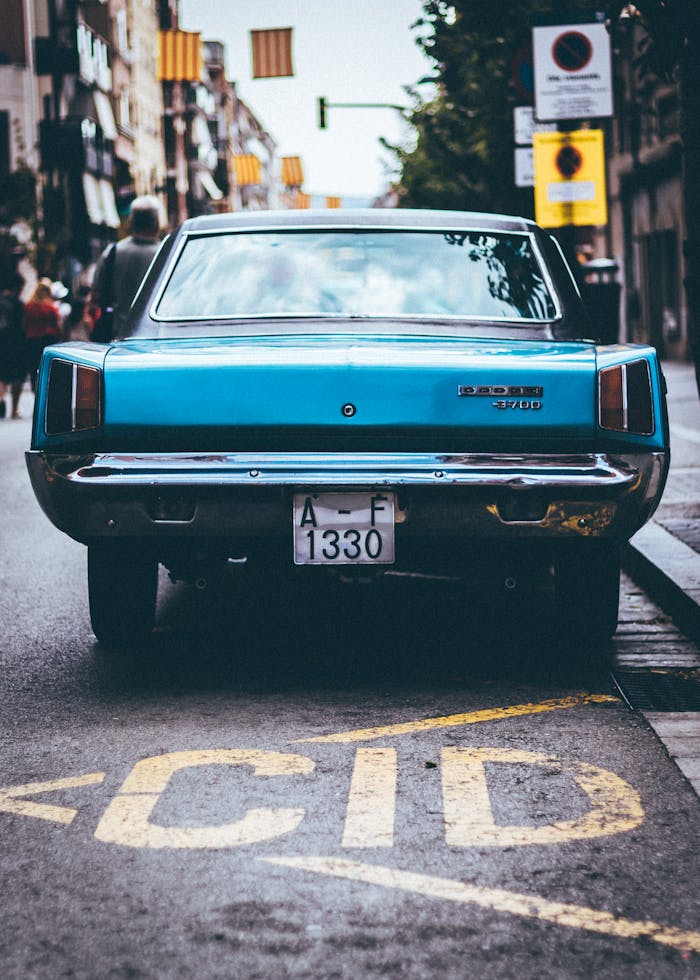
left=598, top=359, right=653, bottom=434
left=46, top=359, right=102, bottom=435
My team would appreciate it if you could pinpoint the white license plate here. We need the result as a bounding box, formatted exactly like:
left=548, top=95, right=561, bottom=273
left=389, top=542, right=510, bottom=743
left=293, top=492, right=395, bottom=565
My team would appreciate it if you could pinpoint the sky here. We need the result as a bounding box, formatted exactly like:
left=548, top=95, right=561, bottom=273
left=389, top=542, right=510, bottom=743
left=178, top=0, right=433, bottom=205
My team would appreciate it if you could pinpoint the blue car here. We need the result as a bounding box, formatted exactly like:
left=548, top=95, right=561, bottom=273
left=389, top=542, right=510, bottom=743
left=26, top=209, right=669, bottom=647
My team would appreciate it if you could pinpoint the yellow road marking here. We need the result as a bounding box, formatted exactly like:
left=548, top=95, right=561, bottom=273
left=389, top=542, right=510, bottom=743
left=441, top=747, right=643, bottom=846
left=296, top=694, right=618, bottom=744
left=262, top=856, right=700, bottom=956
left=94, top=749, right=315, bottom=849
left=342, top=748, right=397, bottom=849
left=0, top=773, right=105, bottom=825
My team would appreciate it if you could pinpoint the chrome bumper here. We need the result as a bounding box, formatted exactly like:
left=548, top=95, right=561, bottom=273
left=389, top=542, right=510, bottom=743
left=26, top=450, right=668, bottom=545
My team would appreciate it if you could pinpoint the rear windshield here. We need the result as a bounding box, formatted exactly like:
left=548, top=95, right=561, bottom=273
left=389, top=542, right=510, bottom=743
left=155, top=229, right=558, bottom=322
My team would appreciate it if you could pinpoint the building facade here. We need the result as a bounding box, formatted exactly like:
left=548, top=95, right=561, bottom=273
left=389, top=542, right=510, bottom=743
left=230, top=90, right=277, bottom=211
left=129, top=3, right=166, bottom=201
left=0, top=0, right=283, bottom=288
left=600, top=17, right=686, bottom=359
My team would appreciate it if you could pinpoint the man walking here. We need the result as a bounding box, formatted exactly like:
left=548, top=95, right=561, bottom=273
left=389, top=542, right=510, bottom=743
left=91, top=195, right=162, bottom=341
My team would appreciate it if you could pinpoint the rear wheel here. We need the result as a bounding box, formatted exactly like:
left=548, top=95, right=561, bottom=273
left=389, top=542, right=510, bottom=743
left=553, top=544, right=620, bottom=645
left=88, top=544, right=158, bottom=647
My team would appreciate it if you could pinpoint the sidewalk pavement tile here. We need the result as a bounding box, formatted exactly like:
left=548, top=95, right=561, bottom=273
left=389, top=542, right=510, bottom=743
left=628, top=362, right=700, bottom=797
left=643, top=713, right=700, bottom=793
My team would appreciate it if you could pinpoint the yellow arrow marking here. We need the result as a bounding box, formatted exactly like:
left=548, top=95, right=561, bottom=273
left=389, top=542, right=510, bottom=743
left=262, top=856, right=700, bottom=956
left=295, top=694, right=618, bottom=744
left=0, top=773, right=106, bottom=825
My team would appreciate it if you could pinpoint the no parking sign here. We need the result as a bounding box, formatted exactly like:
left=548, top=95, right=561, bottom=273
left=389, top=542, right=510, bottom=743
left=533, top=20, right=613, bottom=121
left=533, top=129, right=607, bottom=227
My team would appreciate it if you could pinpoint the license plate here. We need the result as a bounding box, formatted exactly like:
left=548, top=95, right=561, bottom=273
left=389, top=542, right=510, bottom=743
left=293, top=492, right=395, bottom=565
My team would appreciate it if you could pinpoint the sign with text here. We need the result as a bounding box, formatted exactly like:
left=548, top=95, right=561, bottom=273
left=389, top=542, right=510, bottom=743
left=515, top=147, right=534, bottom=188
left=533, top=129, right=607, bottom=227
left=513, top=107, right=556, bottom=187
left=514, top=106, right=556, bottom=146
left=533, top=21, right=612, bottom=121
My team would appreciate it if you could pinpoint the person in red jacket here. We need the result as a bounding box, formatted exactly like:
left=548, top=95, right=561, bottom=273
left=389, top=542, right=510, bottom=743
left=23, top=278, right=62, bottom=391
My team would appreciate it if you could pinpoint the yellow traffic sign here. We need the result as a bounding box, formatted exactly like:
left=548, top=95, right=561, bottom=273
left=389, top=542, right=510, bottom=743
left=533, top=129, right=607, bottom=227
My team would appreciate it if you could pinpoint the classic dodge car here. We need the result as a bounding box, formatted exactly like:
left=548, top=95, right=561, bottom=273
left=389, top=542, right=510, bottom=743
left=26, top=209, right=668, bottom=647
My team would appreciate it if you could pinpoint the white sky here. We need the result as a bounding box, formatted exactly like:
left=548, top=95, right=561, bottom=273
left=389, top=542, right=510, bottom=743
left=178, top=0, right=433, bottom=205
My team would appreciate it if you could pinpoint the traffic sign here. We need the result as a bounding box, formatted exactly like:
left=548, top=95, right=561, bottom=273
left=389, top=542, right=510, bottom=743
left=511, top=44, right=535, bottom=103
left=515, top=147, right=534, bottom=188
left=533, top=21, right=612, bottom=120
left=513, top=106, right=556, bottom=146
left=533, top=129, right=607, bottom=227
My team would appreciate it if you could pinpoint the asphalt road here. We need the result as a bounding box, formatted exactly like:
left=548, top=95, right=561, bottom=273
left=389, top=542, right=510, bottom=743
left=1, top=400, right=699, bottom=979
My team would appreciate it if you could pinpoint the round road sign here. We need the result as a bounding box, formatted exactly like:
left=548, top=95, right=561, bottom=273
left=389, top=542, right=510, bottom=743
left=552, top=31, right=593, bottom=73
left=555, top=144, right=583, bottom=178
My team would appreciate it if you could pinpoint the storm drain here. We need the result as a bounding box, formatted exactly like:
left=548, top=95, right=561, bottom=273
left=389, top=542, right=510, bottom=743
left=611, top=670, right=700, bottom=711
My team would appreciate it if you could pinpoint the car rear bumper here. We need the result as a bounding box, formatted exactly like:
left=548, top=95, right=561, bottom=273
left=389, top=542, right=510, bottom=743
left=26, top=449, right=668, bottom=547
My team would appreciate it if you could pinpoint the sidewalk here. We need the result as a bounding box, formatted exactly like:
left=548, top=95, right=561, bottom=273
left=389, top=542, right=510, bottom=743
left=623, top=361, right=700, bottom=640
left=622, top=360, right=700, bottom=796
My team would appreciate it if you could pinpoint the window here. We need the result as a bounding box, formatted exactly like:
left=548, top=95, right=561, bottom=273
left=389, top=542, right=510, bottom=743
left=116, top=9, right=129, bottom=55
left=640, top=229, right=680, bottom=351
left=156, top=229, right=558, bottom=323
left=119, top=87, right=131, bottom=129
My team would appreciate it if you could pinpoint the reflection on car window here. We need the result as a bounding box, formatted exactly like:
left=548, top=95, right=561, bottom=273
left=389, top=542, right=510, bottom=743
left=155, top=230, right=557, bottom=321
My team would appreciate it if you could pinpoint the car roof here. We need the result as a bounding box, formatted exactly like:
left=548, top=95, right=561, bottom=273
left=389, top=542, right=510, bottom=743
left=181, top=208, right=537, bottom=235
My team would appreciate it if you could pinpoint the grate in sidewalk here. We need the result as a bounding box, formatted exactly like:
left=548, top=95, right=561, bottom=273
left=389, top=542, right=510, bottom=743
left=611, top=669, right=700, bottom=711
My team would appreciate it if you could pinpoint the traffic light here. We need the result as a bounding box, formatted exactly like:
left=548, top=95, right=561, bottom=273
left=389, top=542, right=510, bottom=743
left=318, top=97, right=327, bottom=130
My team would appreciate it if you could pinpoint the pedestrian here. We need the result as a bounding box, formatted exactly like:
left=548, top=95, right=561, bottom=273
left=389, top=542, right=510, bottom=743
left=66, top=285, right=97, bottom=341
left=22, top=278, right=62, bottom=392
left=51, top=280, right=72, bottom=332
left=90, top=195, right=162, bottom=341
left=0, top=272, right=26, bottom=419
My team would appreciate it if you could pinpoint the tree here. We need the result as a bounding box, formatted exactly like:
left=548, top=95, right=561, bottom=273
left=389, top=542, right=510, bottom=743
left=395, top=1, right=700, bottom=393
left=389, top=1, right=600, bottom=215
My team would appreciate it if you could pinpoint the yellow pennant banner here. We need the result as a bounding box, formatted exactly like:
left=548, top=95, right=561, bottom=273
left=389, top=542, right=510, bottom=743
left=233, top=154, right=262, bottom=187
left=157, top=30, right=201, bottom=82
left=281, top=156, right=304, bottom=188
left=251, top=28, right=293, bottom=78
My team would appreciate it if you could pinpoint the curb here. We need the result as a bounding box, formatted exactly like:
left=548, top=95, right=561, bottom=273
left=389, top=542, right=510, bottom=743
left=622, top=521, right=700, bottom=646
left=622, top=521, right=700, bottom=800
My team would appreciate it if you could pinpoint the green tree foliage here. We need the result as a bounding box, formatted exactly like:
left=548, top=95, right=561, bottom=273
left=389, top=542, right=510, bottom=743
left=397, top=0, right=700, bottom=393
left=392, top=1, right=598, bottom=213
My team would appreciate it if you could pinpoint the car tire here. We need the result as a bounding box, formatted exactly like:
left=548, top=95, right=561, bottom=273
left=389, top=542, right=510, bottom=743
left=88, top=544, right=158, bottom=647
left=553, top=543, right=620, bottom=645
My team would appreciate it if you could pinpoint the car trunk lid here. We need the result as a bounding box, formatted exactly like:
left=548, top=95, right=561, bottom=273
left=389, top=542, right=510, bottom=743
left=103, top=333, right=598, bottom=448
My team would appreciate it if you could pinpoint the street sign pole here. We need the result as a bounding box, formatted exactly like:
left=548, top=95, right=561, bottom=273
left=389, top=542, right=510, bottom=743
left=531, top=13, right=613, bottom=269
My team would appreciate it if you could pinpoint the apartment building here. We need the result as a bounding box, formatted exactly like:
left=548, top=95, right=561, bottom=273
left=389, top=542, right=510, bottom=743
left=605, top=16, right=686, bottom=359
left=0, top=0, right=280, bottom=286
